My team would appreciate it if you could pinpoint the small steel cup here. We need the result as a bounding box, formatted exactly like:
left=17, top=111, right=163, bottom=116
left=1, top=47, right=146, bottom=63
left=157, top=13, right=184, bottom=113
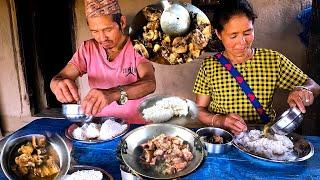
left=62, top=104, right=92, bottom=122
left=196, top=127, right=233, bottom=154
left=271, top=107, right=303, bottom=135
left=120, top=165, right=139, bottom=180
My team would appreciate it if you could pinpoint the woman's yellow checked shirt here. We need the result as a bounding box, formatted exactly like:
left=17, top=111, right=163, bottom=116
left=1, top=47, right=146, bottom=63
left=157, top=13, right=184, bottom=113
left=193, top=48, right=308, bottom=123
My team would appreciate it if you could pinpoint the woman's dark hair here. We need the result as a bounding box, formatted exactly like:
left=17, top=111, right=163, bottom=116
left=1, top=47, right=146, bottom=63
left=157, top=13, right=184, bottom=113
left=212, top=0, right=257, bottom=32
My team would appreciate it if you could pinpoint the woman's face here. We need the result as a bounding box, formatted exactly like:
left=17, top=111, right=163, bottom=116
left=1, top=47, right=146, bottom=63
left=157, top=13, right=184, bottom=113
left=216, top=14, right=254, bottom=57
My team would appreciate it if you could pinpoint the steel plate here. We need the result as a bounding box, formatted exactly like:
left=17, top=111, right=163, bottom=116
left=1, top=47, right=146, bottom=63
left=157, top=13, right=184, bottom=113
left=65, top=117, right=129, bottom=144
left=138, top=95, right=199, bottom=125
left=120, top=124, right=204, bottom=179
left=233, top=125, right=314, bottom=163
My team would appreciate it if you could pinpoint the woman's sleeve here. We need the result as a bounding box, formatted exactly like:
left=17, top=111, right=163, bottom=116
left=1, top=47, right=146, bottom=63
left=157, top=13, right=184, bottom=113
left=276, top=52, right=308, bottom=90
left=193, top=58, right=212, bottom=95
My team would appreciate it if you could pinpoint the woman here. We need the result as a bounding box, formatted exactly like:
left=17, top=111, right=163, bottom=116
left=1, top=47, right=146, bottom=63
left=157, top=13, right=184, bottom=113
left=193, top=0, right=320, bottom=134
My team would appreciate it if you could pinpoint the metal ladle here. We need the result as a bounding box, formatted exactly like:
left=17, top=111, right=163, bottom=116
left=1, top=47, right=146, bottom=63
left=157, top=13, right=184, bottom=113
left=160, top=0, right=191, bottom=36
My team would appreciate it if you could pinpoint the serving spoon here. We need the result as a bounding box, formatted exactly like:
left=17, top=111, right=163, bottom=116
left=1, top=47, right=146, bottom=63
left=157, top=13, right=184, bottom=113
left=160, top=0, right=191, bottom=36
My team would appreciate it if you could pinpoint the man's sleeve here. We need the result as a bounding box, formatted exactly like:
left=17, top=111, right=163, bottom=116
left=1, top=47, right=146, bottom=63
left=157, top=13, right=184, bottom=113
left=68, top=42, right=88, bottom=76
left=134, top=48, right=150, bottom=66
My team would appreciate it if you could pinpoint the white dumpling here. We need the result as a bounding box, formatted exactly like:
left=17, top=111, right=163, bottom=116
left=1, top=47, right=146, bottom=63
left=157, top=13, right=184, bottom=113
left=72, top=127, right=85, bottom=140
left=85, top=123, right=101, bottom=139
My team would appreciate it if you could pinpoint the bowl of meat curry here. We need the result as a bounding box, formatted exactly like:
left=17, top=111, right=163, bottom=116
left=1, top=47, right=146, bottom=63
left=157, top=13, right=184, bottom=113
left=0, top=133, right=70, bottom=180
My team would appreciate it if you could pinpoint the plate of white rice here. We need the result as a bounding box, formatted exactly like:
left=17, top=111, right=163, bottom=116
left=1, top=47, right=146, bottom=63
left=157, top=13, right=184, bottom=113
left=233, top=125, right=314, bottom=163
left=62, top=165, right=113, bottom=180
left=138, top=95, right=199, bottom=124
left=65, top=117, right=129, bottom=143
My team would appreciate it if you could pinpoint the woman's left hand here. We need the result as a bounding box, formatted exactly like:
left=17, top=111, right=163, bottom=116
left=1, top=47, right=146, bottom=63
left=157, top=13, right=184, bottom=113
left=287, top=87, right=314, bottom=113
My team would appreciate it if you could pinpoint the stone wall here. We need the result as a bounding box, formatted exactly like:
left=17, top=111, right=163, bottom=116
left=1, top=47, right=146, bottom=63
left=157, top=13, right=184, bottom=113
left=0, top=0, right=33, bottom=134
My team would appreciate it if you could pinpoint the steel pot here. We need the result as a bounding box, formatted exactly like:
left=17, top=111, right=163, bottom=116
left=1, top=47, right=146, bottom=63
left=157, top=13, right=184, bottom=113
left=119, top=124, right=204, bottom=179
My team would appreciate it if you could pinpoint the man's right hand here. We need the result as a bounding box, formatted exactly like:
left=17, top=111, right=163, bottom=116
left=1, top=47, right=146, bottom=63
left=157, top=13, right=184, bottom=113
left=51, top=78, right=80, bottom=103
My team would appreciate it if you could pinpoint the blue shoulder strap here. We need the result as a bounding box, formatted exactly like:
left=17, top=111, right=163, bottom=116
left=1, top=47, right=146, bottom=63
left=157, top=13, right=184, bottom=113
left=214, top=53, right=270, bottom=123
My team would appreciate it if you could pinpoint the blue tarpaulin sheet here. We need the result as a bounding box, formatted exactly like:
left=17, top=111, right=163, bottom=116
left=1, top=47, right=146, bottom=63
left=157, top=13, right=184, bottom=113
left=297, top=7, right=312, bottom=46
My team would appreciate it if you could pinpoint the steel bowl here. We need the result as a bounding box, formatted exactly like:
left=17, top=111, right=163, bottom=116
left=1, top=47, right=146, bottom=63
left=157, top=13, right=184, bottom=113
left=119, top=124, right=204, bottom=179
left=196, top=127, right=234, bottom=154
left=271, top=107, right=303, bottom=135
left=120, top=165, right=139, bottom=180
left=0, top=133, right=70, bottom=180
left=62, top=104, right=92, bottom=122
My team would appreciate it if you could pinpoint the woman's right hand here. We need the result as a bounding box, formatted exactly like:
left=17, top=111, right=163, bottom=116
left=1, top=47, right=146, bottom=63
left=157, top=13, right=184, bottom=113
left=218, top=113, right=247, bottom=135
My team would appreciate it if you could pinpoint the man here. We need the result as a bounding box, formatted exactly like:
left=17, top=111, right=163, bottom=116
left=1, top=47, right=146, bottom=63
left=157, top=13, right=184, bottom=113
left=50, top=0, right=156, bottom=124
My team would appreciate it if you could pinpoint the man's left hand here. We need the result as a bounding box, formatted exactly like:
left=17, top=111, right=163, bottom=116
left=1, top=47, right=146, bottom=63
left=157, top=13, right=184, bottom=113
left=287, top=87, right=314, bottom=113
left=81, top=88, right=118, bottom=115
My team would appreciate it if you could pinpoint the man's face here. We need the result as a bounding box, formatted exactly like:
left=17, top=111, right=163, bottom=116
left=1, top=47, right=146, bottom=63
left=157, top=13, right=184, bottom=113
left=87, top=15, right=125, bottom=49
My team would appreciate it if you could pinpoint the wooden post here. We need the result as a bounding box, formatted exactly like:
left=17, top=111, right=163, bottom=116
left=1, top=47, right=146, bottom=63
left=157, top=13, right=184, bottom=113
left=303, top=0, right=320, bottom=135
